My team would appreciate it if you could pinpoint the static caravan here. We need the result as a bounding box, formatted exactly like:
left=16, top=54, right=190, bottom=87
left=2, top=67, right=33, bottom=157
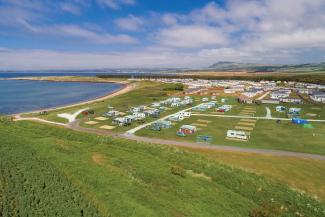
left=178, top=111, right=191, bottom=118
left=133, top=112, right=146, bottom=120
left=151, top=102, right=161, bottom=107
left=310, top=91, right=325, bottom=103
left=276, top=106, right=286, bottom=112
left=105, top=110, right=119, bottom=117
left=168, top=114, right=184, bottom=121
left=288, top=107, right=301, bottom=114
left=227, top=130, right=248, bottom=140
left=151, top=120, right=172, bottom=130
left=144, top=109, right=160, bottom=118
left=113, top=117, right=131, bottom=126
left=171, top=102, right=181, bottom=107
left=217, top=105, right=232, bottom=112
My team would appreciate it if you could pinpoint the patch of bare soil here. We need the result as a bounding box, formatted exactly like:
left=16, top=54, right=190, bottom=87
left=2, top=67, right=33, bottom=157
left=92, top=153, right=106, bottom=165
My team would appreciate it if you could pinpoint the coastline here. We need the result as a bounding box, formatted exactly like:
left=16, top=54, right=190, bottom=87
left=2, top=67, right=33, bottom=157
left=7, top=76, right=129, bottom=84
left=11, top=79, right=136, bottom=116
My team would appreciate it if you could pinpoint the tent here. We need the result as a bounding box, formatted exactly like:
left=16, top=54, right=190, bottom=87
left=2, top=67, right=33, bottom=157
left=179, top=125, right=197, bottom=134
left=196, top=135, right=213, bottom=143
left=292, top=118, right=309, bottom=124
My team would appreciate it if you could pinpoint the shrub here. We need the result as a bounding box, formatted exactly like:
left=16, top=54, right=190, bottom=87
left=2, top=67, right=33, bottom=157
left=249, top=203, right=283, bottom=217
left=170, top=165, right=186, bottom=177
left=163, top=83, right=184, bottom=91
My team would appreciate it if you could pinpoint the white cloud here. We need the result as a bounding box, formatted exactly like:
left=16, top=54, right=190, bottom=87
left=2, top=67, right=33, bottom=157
left=96, top=0, right=136, bottom=9
left=0, top=49, right=204, bottom=70
left=60, top=2, right=82, bottom=15
left=19, top=21, right=138, bottom=44
left=161, top=14, right=178, bottom=26
left=1, top=0, right=325, bottom=69
left=115, top=15, right=143, bottom=31
left=156, top=25, right=228, bottom=48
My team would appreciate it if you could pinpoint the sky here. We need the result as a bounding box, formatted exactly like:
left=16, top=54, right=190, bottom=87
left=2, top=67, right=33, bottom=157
left=0, top=0, right=325, bottom=70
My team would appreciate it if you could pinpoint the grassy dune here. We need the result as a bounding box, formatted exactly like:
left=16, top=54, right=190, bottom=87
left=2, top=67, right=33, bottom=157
left=1, top=121, right=324, bottom=216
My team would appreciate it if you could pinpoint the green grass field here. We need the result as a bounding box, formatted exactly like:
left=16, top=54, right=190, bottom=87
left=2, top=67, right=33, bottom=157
left=180, top=147, right=325, bottom=201
left=1, top=121, right=325, bottom=216
left=136, top=115, right=325, bottom=155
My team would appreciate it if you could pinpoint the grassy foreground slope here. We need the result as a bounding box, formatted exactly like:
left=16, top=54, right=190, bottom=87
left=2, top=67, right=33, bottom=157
left=181, top=147, right=325, bottom=201
left=1, top=121, right=325, bottom=217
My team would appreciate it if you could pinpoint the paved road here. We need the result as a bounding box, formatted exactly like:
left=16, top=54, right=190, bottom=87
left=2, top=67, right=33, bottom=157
left=14, top=115, right=325, bottom=161
left=265, top=107, right=272, bottom=118
left=256, top=91, right=270, bottom=100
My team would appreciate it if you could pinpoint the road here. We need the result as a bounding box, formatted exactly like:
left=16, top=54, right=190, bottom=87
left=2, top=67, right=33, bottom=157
left=256, top=91, right=270, bottom=100
left=265, top=107, right=272, bottom=118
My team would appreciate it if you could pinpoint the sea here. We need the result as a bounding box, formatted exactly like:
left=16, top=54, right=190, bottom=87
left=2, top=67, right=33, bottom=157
left=0, top=72, right=123, bottom=114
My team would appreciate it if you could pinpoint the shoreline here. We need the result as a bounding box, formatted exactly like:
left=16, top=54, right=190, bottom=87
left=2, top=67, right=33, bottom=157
left=10, top=79, right=136, bottom=117
left=7, top=76, right=129, bottom=84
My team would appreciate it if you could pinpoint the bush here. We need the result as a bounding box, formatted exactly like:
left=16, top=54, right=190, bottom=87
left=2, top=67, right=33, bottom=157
left=170, top=165, right=186, bottom=177
left=0, top=116, right=13, bottom=123
left=249, top=203, right=283, bottom=217
left=163, top=83, right=184, bottom=91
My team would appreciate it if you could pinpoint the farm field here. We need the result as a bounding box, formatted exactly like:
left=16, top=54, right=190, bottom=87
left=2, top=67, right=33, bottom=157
left=1, top=121, right=324, bottom=217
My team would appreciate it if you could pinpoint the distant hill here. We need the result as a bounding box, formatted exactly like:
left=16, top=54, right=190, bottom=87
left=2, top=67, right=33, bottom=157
left=208, top=61, right=325, bottom=73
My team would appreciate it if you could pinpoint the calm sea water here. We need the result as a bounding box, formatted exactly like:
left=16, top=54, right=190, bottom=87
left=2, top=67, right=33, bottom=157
left=0, top=79, right=122, bottom=114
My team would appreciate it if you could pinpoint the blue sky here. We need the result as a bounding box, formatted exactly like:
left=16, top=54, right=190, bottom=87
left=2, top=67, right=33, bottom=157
left=0, top=0, right=325, bottom=70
